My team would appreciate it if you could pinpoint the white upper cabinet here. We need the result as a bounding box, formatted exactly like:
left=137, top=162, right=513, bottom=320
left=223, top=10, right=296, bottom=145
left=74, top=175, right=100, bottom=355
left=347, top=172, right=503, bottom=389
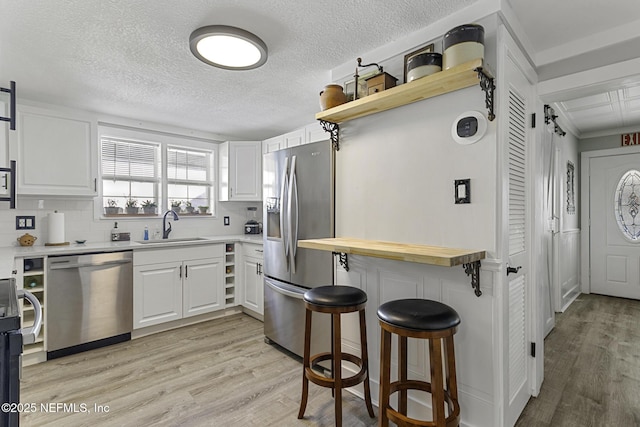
left=283, top=128, right=304, bottom=148
left=9, top=105, right=97, bottom=197
left=262, top=135, right=283, bottom=154
left=262, top=122, right=329, bottom=154
left=219, top=141, right=262, bottom=201
left=305, top=121, right=329, bottom=144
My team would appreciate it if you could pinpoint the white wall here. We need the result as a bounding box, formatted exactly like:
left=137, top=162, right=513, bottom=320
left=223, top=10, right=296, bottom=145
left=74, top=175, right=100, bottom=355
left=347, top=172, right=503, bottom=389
left=335, top=86, right=497, bottom=255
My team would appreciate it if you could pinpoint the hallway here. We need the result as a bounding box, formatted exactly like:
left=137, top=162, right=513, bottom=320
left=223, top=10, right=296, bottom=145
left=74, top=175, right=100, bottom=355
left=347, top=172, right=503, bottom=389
left=516, top=293, right=640, bottom=426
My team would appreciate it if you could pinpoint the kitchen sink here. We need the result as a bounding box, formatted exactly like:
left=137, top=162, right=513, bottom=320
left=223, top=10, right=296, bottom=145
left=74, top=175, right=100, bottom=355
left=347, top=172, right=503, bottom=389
left=136, top=237, right=209, bottom=244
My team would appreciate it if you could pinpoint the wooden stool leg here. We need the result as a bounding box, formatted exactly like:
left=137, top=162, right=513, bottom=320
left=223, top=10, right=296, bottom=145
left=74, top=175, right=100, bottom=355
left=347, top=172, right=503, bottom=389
left=359, top=309, right=375, bottom=418
left=429, top=337, right=445, bottom=427
left=445, top=334, right=459, bottom=416
left=333, top=312, right=342, bottom=427
left=378, top=327, right=391, bottom=427
left=399, top=334, right=408, bottom=416
left=297, top=308, right=313, bottom=419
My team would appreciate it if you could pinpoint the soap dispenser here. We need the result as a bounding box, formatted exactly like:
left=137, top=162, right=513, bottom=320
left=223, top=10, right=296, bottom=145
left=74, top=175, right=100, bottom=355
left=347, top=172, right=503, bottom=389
left=111, top=222, right=119, bottom=242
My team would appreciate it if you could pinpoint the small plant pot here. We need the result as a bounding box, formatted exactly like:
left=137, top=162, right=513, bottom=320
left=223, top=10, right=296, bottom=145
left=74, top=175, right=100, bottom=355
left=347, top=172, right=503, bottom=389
left=126, top=207, right=139, bottom=215
left=105, top=207, right=119, bottom=215
left=199, top=207, right=208, bottom=214
left=143, top=207, right=157, bottom=215
left=186, top=206, right=195, bottom=214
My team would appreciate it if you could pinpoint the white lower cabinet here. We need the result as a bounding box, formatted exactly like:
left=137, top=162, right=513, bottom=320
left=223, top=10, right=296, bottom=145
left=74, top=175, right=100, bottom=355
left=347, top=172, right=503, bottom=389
left=241, top=243, right=264, bottom=316
left=133, top=245, right=224, bottom=329
left=134, top=262, right=183, bottom=328
left=183, top=257, right=224, bottom=317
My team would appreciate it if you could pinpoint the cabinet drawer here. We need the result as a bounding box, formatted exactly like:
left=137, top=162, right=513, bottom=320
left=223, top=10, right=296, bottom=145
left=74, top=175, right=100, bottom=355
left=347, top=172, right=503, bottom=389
left=367, top=83, right=385, bottom=95
left=242, top=243, right=264, bottom=259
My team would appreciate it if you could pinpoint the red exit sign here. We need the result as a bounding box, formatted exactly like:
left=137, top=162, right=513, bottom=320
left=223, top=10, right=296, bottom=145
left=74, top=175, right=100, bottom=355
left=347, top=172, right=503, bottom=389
left=622, top=132, right=640, bottom=146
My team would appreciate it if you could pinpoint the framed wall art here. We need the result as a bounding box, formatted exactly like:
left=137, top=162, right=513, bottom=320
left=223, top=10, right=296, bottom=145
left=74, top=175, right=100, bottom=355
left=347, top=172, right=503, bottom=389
left=566, top=161, right=575, bottom=214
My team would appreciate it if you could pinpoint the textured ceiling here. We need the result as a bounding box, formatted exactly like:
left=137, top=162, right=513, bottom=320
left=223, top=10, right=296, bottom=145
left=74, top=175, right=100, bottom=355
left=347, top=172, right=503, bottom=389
left=0, top=0, right=477, bottom=140
left=1, top=0, right=639, bottom=140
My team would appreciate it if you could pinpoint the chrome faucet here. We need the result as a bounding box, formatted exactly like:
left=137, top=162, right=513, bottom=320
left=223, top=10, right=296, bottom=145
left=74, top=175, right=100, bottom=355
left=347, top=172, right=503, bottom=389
left=162, top=210, right=179, bottom=239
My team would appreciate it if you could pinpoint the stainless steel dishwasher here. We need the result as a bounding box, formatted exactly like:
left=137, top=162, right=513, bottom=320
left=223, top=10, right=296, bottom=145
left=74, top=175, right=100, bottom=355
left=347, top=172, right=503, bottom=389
left=47, top=251, right=133, bottom=359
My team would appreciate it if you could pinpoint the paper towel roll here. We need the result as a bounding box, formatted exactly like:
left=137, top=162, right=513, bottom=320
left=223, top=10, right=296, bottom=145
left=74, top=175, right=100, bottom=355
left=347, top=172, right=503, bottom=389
left=48, top=211, right=65, bottom=244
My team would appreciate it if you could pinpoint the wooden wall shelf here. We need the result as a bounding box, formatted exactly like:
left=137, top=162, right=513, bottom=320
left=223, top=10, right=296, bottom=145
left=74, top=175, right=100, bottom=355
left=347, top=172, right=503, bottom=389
left=299, top=237, right=486, bottom=296
left=316, top=58, right=492, bottom=125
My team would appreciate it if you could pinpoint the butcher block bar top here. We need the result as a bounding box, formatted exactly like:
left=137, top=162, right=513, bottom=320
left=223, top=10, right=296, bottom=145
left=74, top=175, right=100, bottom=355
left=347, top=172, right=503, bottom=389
left=297, top=237, right=485, bottom=267
left=299, top=237, right=485, bottom=297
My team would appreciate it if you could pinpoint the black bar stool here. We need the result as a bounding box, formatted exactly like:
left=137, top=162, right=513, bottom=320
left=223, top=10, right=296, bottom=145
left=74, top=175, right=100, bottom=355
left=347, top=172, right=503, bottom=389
left=377, top=299, right=461, bottom=427
left=298, top=285, right=375, bottom=426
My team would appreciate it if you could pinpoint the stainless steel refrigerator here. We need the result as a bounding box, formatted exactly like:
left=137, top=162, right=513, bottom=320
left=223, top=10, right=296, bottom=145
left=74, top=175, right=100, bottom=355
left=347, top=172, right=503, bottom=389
left=263, top=140, right=334, bottom=358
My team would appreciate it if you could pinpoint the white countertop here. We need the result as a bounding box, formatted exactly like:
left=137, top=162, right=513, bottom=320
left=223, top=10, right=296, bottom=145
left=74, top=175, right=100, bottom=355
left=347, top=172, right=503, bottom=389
left=1, top=234, right=263, bottom=278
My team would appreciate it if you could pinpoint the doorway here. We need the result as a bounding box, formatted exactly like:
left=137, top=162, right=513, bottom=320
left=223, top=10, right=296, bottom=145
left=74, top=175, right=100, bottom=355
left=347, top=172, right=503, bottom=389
left=582, top=147, right=640, bottom=299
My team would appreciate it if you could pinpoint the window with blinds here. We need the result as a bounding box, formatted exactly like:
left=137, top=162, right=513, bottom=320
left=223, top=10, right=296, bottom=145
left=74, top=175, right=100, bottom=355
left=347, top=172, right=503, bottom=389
left=100, top=134, right=215, bottom=217
left=101, top=138, right=160, bottom=215
left=167, top=146, right=213, bottom=214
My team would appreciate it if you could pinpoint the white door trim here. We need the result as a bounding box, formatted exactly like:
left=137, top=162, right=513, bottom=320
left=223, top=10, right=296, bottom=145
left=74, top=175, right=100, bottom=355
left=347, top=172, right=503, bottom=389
left=580, top=144, right=640, bottom=294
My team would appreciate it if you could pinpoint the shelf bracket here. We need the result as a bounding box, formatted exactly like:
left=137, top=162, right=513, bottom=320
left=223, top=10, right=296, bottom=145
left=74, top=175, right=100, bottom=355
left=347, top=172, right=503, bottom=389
left=319, top=120, right=340, bottom=151
left=475, top=69, right=495, bottom=121
left=463, top=261, right=482, bottom=297
left=333, top=252, right=349, bottom=272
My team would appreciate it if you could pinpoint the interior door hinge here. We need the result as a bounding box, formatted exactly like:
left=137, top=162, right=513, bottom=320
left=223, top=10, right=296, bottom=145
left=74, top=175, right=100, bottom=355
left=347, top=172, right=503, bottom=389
left=530, top=342, right=536, bottom=358
left=531, top=113, right=536, bottom=128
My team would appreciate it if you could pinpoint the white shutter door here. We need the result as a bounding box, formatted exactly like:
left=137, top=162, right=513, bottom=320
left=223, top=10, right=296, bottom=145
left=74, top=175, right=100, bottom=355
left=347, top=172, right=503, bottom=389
left=504, top=55, right=533, bottom=426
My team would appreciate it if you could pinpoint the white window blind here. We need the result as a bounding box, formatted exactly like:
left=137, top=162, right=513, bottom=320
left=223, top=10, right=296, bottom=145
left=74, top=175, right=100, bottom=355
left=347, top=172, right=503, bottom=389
left=167, top=146, right=209, bottom=182
left=102, top=138, right=159, bottom=180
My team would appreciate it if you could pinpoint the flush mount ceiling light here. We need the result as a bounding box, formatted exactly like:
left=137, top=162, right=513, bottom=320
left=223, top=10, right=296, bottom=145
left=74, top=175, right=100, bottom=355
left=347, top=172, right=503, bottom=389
left=189, top=25, right=268, bottom=70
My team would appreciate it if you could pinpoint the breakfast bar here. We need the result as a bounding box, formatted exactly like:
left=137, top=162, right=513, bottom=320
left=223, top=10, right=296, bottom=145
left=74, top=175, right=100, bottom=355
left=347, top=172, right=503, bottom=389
left=298, top=236, right=496, bottom=425
left=298, top=237, right=486, bottom=296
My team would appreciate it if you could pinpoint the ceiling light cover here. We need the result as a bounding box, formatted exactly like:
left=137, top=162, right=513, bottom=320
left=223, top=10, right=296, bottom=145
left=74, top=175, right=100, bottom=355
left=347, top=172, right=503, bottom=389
left=189, top=25, right=268, bottom=70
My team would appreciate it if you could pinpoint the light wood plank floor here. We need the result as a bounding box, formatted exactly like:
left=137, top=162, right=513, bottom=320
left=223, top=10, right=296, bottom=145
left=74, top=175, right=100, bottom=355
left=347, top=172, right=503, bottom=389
left=21, top=314, right=377, bottom=426
left=515, top=293, right=640, bottom=427
left=20, top=293, right=640, bottom=426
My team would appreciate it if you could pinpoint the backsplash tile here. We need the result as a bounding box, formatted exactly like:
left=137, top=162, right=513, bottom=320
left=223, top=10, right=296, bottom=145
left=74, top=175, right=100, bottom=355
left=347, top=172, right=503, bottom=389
left=0, top=198, right=261, bottom=248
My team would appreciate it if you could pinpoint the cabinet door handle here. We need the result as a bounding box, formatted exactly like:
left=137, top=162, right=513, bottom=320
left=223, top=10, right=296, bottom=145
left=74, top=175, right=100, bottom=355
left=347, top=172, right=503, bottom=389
left=179, top=265, right=182, bottom=278
left=185, top=265, right=188, bottom=278
left=2, top=174, right=7, bottom=190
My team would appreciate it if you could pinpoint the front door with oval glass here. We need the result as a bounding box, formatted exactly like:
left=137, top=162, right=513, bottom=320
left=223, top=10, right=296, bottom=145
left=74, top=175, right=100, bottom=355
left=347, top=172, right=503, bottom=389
left=590, top=153, right=640, bottom=299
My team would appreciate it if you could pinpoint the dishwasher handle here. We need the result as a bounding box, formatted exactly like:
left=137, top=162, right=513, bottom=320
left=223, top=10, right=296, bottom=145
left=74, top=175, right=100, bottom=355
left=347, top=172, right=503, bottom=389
left=18, top=289, right=42, bottom=345
left=49, top=259, right=132, bottom=270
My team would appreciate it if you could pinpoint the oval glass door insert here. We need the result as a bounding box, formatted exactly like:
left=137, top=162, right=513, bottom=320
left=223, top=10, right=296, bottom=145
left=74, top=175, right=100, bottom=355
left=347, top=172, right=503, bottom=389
left=615, top=169, right=640, bottom=241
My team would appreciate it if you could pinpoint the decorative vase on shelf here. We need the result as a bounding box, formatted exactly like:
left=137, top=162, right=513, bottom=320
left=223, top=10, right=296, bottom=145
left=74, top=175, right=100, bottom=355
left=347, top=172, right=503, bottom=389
left=319, top=84, right=347, bottom=111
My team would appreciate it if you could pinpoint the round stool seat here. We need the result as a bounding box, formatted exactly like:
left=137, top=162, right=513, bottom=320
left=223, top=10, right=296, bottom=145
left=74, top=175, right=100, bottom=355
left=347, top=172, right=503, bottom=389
left=377, top=299, right=460, bottom=331
left=304, top=285, right=367, bottom=307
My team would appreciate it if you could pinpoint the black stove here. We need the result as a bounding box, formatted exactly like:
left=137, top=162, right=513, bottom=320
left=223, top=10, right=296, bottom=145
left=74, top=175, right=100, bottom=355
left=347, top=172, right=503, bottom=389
left=0, top=278, right=22, bottom=427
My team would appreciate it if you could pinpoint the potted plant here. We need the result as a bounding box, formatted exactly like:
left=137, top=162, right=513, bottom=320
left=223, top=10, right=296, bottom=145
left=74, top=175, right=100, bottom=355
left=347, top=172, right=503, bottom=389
left=125, top=198, right=139, bottom=214
left=198, top=205, right=209, bottom=214
left=171, top=200, right=182, bottom=212
left=142, top=200, right=157, bottom=215
left=105, top=199, right=119, bottom=215
left=185, top=201, right=195, bottom=214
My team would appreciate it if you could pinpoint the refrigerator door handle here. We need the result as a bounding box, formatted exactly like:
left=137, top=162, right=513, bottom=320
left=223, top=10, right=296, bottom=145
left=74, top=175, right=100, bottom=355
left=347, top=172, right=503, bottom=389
left=291, top=159, right=299, bottom=261
left=288, top=155, right=297, bottom=274
left=281, top=156, right=290, bottom=263
left=264, top=278, right=305, bottom=300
